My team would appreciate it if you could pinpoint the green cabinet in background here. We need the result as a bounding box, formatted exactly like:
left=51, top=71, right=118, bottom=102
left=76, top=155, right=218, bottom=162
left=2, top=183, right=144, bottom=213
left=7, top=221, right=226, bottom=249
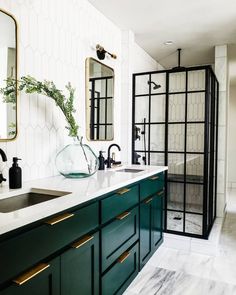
left=140, top=191, right=164, bottom=269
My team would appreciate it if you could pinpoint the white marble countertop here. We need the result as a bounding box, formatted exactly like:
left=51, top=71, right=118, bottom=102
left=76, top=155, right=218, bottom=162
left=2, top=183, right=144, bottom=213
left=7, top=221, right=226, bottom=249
left=0, top=165, right=167, bottom=236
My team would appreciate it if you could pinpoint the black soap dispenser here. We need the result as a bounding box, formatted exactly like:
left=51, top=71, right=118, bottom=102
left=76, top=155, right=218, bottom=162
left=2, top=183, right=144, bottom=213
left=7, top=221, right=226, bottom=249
left=98, top=151, right=105, bottom=170
left=9, top=157, right=22, bottom=189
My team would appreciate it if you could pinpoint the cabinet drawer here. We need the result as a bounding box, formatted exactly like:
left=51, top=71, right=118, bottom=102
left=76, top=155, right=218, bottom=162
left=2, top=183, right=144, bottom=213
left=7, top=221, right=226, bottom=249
left=102, top=243, right=139, bottom=295
left=101, top=184, right=139, bottom=224
left=0, top=257, right=60, bottom=295
left=140, top=173, right=164, bottom=201
left=101, top=206, right=139, bottom=272
left=0, top=202, right=99, bottom=285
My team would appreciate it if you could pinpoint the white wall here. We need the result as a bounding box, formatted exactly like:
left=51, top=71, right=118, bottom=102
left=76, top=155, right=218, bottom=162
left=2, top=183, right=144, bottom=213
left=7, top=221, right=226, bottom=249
left=215, top=45, right=228, bottom=217
left=228, top=85, right=236, bottom=187
left=0, top=0, right=163, bottom=181
left=120, top=31, right=162, bottom=164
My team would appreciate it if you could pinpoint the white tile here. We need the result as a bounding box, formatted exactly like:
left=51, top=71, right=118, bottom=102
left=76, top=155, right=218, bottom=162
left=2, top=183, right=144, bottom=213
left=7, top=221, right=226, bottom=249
left=215, top=45, right=227, bottom=58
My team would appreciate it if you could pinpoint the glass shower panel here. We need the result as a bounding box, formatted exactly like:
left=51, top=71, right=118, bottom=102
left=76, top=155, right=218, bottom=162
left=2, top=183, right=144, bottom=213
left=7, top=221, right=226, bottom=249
left=185, top=213, right=202, bottom=235
left=134, top=126, right=149, bottom=151
left=150, top=124, right=165, bottom=151
left=168, top=153, right=184, bottom=182
left=186, top=123, right=204, bottom=153
left=186, top=184, right=203, bottom=213
left=187, top=92, right=205, bottom=122
left=134, top=96, right=149, bottom=123
left=186, top=154, right=204, bottom=183
left=150, top=72, right=166, bottom=94
left=167, top=182, right=184, bottom=211
left=167, top=211, right=184, bottom=232
left=168, top=124, right=185, bottom=152
left=135, top=75, right=149, bottom=95
left=169, top=72, right=186, bottom=93
left=151, top=95, right=165, bottom=122
left=150, top=153, right=165, bottom=166
left=188, top=70, right=206, bottom=91
left=169, top=94, right=185, bottom=122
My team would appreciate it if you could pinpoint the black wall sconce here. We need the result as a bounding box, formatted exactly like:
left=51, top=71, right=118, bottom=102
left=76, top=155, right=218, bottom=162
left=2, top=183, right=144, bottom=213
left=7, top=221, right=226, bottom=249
left=96, top=44, right=117, bottom=60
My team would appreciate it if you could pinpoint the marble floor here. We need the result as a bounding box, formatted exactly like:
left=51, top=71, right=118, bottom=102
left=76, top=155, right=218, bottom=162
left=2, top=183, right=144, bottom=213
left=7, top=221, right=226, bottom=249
left=125, top=189, right=236, bottom=295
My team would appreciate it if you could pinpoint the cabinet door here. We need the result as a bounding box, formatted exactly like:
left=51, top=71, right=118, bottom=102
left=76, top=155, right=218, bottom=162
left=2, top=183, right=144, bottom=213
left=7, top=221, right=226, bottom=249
left=140, top=192, right=164, bottom=269
left=153, top=192, right=163, bottom=249
left=0, top=257, right=60, bottom=295
left=140, top=197, right=153, bottom=269
left=61, top=232, right=99, bottom=295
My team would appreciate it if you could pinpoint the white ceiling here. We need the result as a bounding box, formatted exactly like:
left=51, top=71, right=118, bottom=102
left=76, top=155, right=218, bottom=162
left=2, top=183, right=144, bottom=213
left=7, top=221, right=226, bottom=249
left=88, top=0, right=236, bottom=69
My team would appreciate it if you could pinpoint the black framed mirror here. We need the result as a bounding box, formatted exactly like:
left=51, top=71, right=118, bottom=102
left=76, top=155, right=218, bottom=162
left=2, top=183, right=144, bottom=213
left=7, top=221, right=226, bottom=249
left=86, top=58, right=114, bottom=141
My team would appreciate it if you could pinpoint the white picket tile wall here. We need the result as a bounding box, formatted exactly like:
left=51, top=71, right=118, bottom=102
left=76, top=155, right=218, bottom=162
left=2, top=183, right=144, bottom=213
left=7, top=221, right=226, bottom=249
left=0, top=0, right=161, bottom=182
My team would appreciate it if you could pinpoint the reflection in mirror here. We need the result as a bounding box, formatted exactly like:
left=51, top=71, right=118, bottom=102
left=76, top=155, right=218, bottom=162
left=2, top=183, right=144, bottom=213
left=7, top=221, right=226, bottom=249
left=86, top=58, right=114, bottom=141
left=0, top=10, right=17, bottom=141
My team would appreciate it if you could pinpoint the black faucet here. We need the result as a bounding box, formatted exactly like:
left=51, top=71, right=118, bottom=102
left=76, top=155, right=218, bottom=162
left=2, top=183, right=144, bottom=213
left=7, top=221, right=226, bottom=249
left=0, top=148, right=7, bottom=184
left=105, top=144, right=121, bottom=168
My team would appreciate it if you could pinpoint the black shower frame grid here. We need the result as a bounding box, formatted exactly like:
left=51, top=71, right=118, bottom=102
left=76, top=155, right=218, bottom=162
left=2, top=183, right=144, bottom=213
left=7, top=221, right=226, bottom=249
left=132, top=65, right=219, bottom=239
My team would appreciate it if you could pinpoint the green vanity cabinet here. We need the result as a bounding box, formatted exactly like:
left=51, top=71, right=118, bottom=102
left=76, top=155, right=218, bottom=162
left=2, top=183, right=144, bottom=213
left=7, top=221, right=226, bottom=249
left=140, top=189, right=164, bottom=269
left=61, top=232, right=99, bottom=295
left=0, top=170, right=165, bottom=295
left=0, top=257, right=60, bottom=295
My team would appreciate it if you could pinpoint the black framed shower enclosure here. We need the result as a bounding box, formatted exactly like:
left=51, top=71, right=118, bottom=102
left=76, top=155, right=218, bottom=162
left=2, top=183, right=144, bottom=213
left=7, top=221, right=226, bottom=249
left=132, top=65, right=219, bottom=239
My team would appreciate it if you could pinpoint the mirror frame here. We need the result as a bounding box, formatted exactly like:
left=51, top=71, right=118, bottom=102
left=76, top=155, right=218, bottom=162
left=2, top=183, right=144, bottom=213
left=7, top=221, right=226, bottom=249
left=85, top=57, right=114, bottom=141
left=0, top=9, right=18, bottom=142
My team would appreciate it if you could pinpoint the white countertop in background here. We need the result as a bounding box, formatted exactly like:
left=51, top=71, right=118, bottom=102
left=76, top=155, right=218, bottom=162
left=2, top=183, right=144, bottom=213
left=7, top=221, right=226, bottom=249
left=0, top=165, right=167, bottom=236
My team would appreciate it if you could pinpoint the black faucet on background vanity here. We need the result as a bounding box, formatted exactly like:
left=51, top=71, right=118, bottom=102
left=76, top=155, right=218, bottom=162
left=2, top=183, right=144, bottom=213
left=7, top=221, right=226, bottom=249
left=105, top=144, right=121, bottom=168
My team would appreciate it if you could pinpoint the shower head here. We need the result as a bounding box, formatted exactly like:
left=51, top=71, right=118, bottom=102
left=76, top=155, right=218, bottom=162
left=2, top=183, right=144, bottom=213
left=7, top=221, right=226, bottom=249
left=147, top=80, right=161, bottom=90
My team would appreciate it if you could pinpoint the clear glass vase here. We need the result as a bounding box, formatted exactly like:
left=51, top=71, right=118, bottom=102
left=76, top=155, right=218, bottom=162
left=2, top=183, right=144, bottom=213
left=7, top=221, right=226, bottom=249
left=55, top=136, right=99, bottom=178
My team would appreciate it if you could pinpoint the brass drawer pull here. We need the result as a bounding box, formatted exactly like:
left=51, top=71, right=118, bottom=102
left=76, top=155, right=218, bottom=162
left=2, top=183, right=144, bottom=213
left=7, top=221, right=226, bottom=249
left=157, top=190, right=164, bottom=196
left=71, top=235, right=94, bottom=249
left=45, top=213, right=74, bottom=225
left=117, top=251, right=130, bottom=263
left=116, top=211, right=130, bottom=220
left=149, top=175, right=159, bottom=180
left=145, top=197, right=153, bottom=204
left=13, top=263, right=50, bottom=285
left=117, top=188, right=130, bottom=195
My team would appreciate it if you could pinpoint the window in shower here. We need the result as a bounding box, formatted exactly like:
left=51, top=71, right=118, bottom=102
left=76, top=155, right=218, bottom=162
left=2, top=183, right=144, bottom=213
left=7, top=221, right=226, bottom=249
left=132, top=66, right=219, bottom=239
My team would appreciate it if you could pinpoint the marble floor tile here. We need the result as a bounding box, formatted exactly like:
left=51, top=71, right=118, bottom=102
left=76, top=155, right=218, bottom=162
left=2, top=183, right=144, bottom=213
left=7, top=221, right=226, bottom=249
left=125, top=267, right=236, bottom=295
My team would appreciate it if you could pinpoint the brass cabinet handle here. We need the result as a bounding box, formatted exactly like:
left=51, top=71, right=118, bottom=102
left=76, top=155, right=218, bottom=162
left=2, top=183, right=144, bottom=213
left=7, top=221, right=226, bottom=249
left=13, top=263, right=50, bottom=286
left=116, top=211, right=130, bottom=220
left=149, top=175, right=159, bottom=180
left=145, top=197, right=153, bottom=204
left=45, top=213, right=74, bottom=225
left=117, top=251, right=130, bottom=263
left=157, top=190, right=164, bottom=196
left=71, top=235, right=94, bottom=249
left=116, top=188, right=130, bottom=195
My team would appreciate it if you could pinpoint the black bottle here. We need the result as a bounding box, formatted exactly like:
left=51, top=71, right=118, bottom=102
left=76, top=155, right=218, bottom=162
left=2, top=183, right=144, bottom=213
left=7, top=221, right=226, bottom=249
left=9, top=157, right=22, bottom=189
left=98, top=151, right=105, bottom=170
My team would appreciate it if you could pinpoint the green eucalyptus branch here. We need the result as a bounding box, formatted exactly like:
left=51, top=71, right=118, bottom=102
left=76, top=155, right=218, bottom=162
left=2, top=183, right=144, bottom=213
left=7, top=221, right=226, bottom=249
left=0, top=75, right=79, bottom=137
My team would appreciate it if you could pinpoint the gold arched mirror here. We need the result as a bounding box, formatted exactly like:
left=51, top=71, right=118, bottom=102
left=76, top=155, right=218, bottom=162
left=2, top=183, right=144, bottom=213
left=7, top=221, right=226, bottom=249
left=86, top=58, right=114, bottom=141
left=0, top=9, right=17, bottom=141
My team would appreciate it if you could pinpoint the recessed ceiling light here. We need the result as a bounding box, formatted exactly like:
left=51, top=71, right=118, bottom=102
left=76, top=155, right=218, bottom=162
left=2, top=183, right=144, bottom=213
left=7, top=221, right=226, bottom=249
left=164, top=41, right=174, bottom=45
